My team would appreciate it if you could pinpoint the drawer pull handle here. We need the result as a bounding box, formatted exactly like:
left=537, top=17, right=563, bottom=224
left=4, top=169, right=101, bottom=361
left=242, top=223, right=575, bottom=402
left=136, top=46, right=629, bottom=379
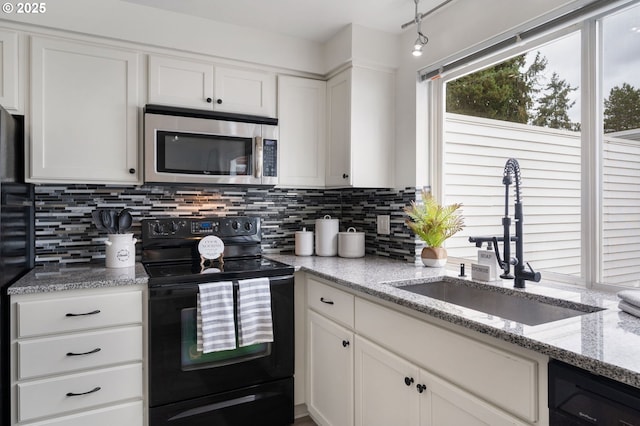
left=404, top=377, right=414, bottom=386
left=66, top=348, right=101, bottom=357
left=65, top=309, right=101, bottom=317
left=66, top=386, right=101, bottom=397
left=320, top=297, right=334, bottom=305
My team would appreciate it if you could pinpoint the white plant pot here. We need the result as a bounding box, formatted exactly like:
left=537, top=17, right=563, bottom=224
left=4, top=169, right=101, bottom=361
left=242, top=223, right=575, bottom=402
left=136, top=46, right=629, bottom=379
left=421, top=247, right=447, bottom=267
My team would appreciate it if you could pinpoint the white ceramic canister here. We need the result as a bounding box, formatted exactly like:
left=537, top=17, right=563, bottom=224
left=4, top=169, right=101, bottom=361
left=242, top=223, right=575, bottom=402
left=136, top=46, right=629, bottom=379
left=295, top=228, right=314, bottom=256
left=105, top=233, right=137, bottom=268
left=338, top=227, right=365, bottom=258
left=315, top=215, right=339, bottom=256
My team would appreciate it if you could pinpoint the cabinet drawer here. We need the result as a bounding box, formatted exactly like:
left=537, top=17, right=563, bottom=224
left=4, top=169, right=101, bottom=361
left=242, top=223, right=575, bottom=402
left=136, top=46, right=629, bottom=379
left=355, top=298, right=538, bottom=422
left=21, top=401, right=143, bottom=426
left=17, top=291, right=142, bottom=338
left=18, top=326, right=143, bottom=380
left=307, top=278, right=354, bottom=328
left=17, top=363, right=142, bottom=422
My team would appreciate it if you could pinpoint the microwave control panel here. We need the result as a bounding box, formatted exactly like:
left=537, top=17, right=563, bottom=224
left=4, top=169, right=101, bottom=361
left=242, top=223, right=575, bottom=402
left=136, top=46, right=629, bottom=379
left=263, top=139, right=278, bottom=177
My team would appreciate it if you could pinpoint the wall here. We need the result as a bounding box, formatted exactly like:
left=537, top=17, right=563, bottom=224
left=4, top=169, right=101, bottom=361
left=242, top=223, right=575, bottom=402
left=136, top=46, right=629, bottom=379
left=0, top=0, right=324, bottom=75
left=34, top=185, right=418, bottom=265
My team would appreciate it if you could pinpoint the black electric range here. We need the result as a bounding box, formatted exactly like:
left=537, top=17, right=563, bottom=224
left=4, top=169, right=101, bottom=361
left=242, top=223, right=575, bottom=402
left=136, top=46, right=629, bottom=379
left=143, top=216, right=295, bottom=426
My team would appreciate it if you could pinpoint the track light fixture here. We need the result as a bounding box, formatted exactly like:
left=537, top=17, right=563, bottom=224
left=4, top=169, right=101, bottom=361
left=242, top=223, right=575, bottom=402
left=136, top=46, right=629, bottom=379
left=411, top=0, right=429, bottom=57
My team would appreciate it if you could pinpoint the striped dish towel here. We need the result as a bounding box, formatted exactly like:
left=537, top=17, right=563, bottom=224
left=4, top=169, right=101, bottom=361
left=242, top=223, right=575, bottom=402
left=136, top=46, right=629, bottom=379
left=197, top=281, right=236, bottom=353
left=237, top=278, right=274, bottom=347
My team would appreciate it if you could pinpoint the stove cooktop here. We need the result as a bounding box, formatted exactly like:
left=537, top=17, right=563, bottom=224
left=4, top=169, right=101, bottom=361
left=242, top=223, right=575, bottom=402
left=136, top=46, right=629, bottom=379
left=144, top=257, right=294, bottom=286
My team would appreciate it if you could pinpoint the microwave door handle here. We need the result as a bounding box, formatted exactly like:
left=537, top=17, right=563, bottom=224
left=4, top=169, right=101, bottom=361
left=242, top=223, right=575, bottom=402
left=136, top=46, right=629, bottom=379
left=255, top=136, right=263, bottom=179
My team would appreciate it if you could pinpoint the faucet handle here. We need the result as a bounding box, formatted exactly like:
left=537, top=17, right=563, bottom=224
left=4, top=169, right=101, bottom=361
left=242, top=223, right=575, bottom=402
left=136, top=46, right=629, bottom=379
left=524, top=262, right=542, bottom=282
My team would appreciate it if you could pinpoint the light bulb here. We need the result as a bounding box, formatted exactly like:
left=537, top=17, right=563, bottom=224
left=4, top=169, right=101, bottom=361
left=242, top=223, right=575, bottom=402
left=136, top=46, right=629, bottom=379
left=412, top=46, right=423, bottom=57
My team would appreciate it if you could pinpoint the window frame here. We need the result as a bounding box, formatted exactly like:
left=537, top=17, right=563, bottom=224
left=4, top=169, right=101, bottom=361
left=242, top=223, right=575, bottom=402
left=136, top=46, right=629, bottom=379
left=425, top=0, right=638, bottom=290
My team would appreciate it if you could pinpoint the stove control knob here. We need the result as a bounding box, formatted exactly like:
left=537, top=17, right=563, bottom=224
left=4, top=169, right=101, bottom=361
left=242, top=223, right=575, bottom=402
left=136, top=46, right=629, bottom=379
left=232, top=220, right=240, bottom=231
left=244, top=221, right=253, bottom=231
left=169, top=221, right=179, bottom=234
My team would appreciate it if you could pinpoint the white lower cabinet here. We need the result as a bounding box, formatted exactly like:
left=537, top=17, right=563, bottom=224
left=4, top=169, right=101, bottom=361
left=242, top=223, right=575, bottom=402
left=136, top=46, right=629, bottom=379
left=19, top=401, right=143, bottom=426
left=354, top=334, right=529, bottom=426
left=10, top=286, right=145, bottom=425
left=422, top=370, right=526, bottom=426
left=303, top=273, right=546, bottom=426
left=354, top=335, right=419, bottom=426
left=307, top=309, right=354, bottom=426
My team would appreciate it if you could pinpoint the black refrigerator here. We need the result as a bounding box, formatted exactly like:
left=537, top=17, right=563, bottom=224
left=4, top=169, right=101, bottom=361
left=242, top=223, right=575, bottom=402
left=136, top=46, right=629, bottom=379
left=0, top=104, right=34, bottom=425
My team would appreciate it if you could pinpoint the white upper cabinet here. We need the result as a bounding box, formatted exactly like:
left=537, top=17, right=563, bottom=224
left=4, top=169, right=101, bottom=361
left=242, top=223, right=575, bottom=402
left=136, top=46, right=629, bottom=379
left=0, top=30, right=20, bottom=112
left=214, top=65, right=276, bottom=117
left=277, top=75, right=326, bottom=187
left=148, top=55, right=276, bottom=117
left=148, top=56, right=214, bottom=110
left=29, top=37, right=140, bottom=184
left=326, top=66, right=395, bottom=188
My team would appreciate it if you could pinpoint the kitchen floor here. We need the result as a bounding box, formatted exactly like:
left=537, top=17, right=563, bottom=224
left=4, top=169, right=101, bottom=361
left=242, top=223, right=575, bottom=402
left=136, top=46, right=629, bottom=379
left=293, top=415, right=317, bottom=425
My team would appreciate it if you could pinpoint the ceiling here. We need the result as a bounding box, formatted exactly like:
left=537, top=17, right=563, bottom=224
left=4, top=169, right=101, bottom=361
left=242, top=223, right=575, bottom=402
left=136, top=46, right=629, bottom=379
left=121, top=0, right=446, bottom=43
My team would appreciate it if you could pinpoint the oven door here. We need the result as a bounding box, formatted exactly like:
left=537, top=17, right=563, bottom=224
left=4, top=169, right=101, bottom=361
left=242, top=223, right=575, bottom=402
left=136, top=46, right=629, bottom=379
left=148, top=275, right=294, bottom=408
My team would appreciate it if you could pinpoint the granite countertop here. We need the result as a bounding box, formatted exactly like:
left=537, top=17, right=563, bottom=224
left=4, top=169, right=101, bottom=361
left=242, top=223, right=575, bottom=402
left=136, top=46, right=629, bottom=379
left=268, top=254, right=640, bottom=390
left=7, top=263, right=149, bottom=295
left=10, top=255, right=640, bottom=390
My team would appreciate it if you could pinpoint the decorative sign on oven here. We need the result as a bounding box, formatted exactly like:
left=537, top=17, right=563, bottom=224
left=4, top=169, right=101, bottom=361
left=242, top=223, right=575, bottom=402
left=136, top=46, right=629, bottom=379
left=198, top=235, right=225, bottom=260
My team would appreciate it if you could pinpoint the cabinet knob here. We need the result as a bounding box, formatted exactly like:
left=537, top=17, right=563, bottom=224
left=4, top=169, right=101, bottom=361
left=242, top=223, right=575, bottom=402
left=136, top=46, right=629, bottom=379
left=206, top=97, right=213, bottom=103
left=129, top=168, right=136, bottom=174
left=342, top=173, right=349, bottom=179
left=342, top=340, right=350, bottom=348
left=416, top=384, right=427, bottom=393
left=217, top=98, right=223, bottom=104
left=404, top=377, right=414, bottom=386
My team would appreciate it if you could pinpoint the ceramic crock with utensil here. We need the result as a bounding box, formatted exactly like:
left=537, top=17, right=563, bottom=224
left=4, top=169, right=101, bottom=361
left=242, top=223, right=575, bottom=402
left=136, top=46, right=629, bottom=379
left=338, top=227, right=365, bottom=258
left=315, top=215, right=339, bottom=256
left=105, top=233, right=137, bottom=268
left=295, top=228, right=314, bottom=256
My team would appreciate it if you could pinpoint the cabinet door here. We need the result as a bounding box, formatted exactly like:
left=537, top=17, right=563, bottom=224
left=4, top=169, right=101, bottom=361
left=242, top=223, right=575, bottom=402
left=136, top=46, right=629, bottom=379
left=23, top=401, right=143, bottom=426
left=350, top=66, right=395, bottom=188
left=420, top=368, right=526, bottom=426
left=148, top=55, right=214, bottom=109
left=277, top=76, right=326, bottom=187
left=325, top=69, right=351, bottom=187
left=307, top=310, right=354, bottom=426
left=214, top=66, right=275, bottom=117
left=354, top=336, right=420, bottom=426
left=0, top=30, right=19, bottom=112
left=30, top=37, right=139, bottom=184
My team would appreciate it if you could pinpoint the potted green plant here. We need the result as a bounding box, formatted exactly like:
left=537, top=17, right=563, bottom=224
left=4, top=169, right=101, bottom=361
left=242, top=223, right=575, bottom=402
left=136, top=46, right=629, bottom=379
left=404, top=189, right=465, bottom=267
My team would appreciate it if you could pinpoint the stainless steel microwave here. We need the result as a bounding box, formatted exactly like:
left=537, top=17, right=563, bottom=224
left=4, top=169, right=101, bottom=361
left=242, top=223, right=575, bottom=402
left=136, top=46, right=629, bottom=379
left=144, top=105, right=278, bottom=185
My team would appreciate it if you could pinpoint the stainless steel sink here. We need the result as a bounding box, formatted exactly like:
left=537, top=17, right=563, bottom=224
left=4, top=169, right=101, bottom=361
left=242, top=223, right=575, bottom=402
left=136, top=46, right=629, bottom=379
left=394, top=280, right=603, bottom=326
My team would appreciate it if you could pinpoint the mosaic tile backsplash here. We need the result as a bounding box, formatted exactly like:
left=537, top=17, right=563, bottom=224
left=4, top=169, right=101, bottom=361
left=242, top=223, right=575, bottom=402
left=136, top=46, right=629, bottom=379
left=34, top=185, right=420, bottom=265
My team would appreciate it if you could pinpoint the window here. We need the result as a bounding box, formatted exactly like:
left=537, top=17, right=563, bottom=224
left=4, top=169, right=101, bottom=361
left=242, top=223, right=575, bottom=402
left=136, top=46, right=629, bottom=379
left=601, top=3, right=640, bottom=287
left=429, top=1, right=640, bottom=288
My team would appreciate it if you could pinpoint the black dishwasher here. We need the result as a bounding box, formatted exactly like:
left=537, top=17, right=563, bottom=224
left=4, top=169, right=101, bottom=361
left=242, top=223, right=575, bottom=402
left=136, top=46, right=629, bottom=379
left=549, top=359, right=640, bottom=425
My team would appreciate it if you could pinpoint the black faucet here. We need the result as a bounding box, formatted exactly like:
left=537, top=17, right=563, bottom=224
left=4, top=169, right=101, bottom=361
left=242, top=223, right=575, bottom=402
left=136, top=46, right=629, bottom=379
left=497, top=158, right=541, bottom=288
left=469, top=158, right=541, bottom=288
